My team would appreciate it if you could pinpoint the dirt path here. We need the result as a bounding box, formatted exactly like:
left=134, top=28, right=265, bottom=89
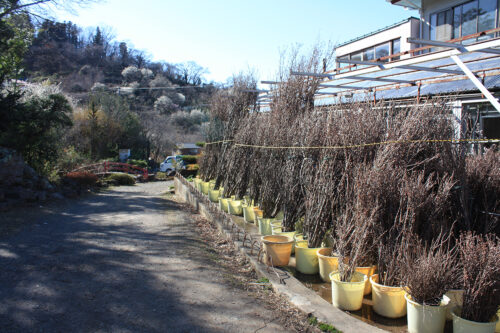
left=0, top=182, right=301, bottom=333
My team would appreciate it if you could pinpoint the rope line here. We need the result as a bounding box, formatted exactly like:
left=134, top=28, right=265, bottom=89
left=204, top=140, right=234, bottom=145
left=203, top=138, right=499, bottom=150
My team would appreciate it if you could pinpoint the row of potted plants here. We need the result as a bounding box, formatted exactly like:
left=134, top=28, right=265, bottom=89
left=190, top=175, right=499, bottom=333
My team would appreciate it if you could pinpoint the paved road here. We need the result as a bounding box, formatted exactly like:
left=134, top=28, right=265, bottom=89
left=0, top=182, right=288, bottom=333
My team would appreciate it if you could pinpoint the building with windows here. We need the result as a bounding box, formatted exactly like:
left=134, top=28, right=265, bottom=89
left=285, top=0, right=500, bottom=144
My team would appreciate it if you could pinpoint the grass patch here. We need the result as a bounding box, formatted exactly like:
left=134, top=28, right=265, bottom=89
left=307, top=315, right=342, bottom=333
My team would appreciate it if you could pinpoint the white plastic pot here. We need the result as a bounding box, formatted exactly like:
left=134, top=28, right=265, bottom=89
left=452, top=307, right=498, bottom=333
left=405, top=293, right=449, bottom=333
left=330, top=271, right=367, bottom=311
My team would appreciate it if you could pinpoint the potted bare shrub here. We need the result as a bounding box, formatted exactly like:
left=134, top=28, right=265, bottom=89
left=403, top=234, right=459, bottom=333
left=452, top=232, right=500, bottom=333
left=329, top=197, right=374, bottom=311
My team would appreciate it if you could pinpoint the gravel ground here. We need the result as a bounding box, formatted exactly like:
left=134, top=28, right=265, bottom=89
left=0, top=182, right=316, bottom=333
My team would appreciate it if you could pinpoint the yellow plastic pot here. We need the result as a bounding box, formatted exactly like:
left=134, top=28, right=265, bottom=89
left=228, top=199, right=243, bottom=216
left=406, top=294, right=449, bottom=333
left=370, top=274, right=407, bottom=318
left=253, top=207, right=263, bottom=219
left=275, top=211, right=284, bottom=220
left=261, top=235, right=294, bottom=267
left=208, top=189, right=220, bottom=203
left=445, top=289, right=463, bottom=321
left=330, top=271, right=367, bottom=311
left=218, top=198, right=229, bottom=213
left=276, top=231, right=297, bottom=254
left=295, top=241, right=329, bottom=275
left=452, top=308, right=498, bottom=333
left=257, top=218, right=274, bottom=236
left=317, top=248, right=340, bottom=282
left=242, top=205, right=256, bottom=223
left=355, top=265, right=377, bottom=295
left=293, top=233, right=304, bottom=242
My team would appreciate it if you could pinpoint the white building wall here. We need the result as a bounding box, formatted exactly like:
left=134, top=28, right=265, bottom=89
left=336, top=18, right=420, bottom=59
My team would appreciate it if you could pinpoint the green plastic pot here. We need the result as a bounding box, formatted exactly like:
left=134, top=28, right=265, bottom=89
left=228, top=199, right=243, bottom=216
left=295, top=240, right=328, bottom=275
left=218, top=198, right=229, bottom=213
left=257, top=218, right=274, bottom=236
left=208, top=189, right=220, bottom=203
left=242, top=205, right=256, bottom=223
left=330, top=271, right=367, bottom=311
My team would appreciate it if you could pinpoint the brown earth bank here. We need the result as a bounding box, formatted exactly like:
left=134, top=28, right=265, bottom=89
left=0, top=182, right=317, bottom=333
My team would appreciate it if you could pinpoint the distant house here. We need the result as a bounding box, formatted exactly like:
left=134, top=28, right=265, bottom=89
left=173, top=143, right=202, bottom=156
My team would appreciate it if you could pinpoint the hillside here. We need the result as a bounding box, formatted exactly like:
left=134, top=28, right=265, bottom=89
left=22, top=20, right=215, bottom=161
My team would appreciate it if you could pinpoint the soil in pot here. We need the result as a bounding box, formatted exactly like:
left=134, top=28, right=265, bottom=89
left=452, top=307, right=499, bottom=333
left=370, top=274, right=407, bottom=319
left=261, top=235, right=294, bottom=266
left=405, top=293, right=449, bottom=333
left=330, top=271, right=367, bottom=311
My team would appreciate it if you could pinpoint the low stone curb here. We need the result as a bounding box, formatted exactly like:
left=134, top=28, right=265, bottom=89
left=175, top=177, right=386, bottom=333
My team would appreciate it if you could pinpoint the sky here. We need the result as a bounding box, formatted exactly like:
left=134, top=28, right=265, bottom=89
left=52, top=0, right=418, bottom=83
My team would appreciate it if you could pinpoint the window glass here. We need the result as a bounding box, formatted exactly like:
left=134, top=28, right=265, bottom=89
left=375, top=43, right=390, bottom=61
left=392, top=39, right=400, bottom=60
left=430, top=13, right=437, bottom=40
left=436, top=9, right=453, bottom=41
left=351, top=52, right=362, bottom=61
left=453, top=6, right=462, bottom=38
left=363, top=47, right=374, bottom=61
left=478, top=0, right=497, bottom=39
left=462, top=0, right=479, bottom=37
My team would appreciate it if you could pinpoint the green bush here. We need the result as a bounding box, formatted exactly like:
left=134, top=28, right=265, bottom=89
left=181, top=155, right=197, bottom=164
left=127, top=159, right=147, bottom=168
left=155, top=172, right=168, bottom=180
left=196, top=141, right=205, bottom=147
left=105, top=173, right=136, bottom=185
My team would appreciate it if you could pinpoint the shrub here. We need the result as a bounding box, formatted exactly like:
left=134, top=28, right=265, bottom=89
left=65, top=171, right=98, bottom=186
left=459, top=232, right=500, bottom=323
left=181, top=155, right=198, bottom=164
left=105, top=173, right=136, bottom=185
left=196, top=141, right=205, bottom=147
left=155, top=172, right=167, bottom=180
left=127, top=159, right=147, bottom=168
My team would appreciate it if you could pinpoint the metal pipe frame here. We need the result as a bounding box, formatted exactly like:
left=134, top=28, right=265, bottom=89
left=337, top=58, right=463, bottom=75
left=407, top=37, right=500, bottom=55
